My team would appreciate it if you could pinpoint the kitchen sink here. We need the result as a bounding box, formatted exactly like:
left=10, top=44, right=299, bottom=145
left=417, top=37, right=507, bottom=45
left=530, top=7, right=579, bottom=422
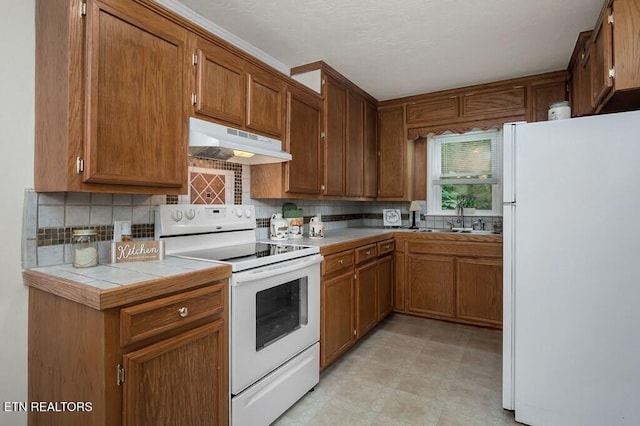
left=413, top=228, right=500, bottom=235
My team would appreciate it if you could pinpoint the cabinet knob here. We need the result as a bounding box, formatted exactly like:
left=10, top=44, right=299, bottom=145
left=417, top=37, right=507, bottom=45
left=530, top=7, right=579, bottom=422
left=178, top=307, right=189, bottom=318
left=338, top=259, right=344, bottom=265
left=366, top=250, right=371, bottom=256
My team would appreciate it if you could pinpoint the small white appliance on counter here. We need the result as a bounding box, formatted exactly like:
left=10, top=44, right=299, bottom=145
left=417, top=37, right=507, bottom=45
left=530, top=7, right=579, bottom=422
left=502, top=110, right=640, bottom=425
left=155, top=204, right=322, bottom=426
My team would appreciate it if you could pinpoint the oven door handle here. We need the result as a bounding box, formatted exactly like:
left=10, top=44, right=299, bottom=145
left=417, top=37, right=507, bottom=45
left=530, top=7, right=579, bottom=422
left=234, top=254, right=323, bottom=284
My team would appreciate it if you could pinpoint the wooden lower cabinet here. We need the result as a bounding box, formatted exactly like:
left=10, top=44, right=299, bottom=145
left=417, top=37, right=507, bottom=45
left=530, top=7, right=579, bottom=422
left=456, top=257, right=503, bottom=326
left=377, top=254, right=394, bottom=319
left=407, top=254, right=456, bottom=318
left=394, top=234, right=503, bottom=328
left=320, top=238, right=394, bottom=369
left=355, top=261, right=378, bottom=337
left=28, top=281, right=229, bottom=426
left=122, top=321, right=226, bottom=426
left=321, top=270, right=356, bottom=368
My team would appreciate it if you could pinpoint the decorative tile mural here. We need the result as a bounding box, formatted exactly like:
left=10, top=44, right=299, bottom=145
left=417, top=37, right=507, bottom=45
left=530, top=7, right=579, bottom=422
left=189, top=167, right=233, bottom=205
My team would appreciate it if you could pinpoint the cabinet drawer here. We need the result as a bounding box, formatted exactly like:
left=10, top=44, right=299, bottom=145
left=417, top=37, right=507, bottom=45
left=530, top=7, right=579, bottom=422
left=377, top=239, right=395, bottom=257
left=322, top=250, right=354, bottom=276
left=120, top=284, right=224, bottom=346
left=355, top=244, right=377, bottom=264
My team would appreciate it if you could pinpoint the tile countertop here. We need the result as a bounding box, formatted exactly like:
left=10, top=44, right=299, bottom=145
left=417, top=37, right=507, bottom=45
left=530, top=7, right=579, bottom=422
left=22, top=257, right=232, bottom=311
left=285, top=227, right=396, bottom=247
left=280, top=226, right=502, bottom=254
left=24, top=227, right=500, bottom=310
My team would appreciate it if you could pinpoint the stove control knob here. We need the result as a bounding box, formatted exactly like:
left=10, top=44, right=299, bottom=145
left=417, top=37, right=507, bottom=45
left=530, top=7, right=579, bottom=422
left=235, top=207, right=243, bottom=218
left=185, top=209, right=196, bottom=220
left=244, top=209, right=252, bottom=218
left=170, top=210, right=183, bottom=222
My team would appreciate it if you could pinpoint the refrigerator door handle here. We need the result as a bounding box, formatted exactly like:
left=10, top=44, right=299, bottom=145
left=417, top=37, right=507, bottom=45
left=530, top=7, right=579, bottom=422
left=502, top=204, right=516, bottom=410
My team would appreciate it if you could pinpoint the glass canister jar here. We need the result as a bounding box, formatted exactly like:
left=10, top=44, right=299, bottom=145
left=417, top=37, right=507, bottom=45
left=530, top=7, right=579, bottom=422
left=71, top=229, right=98, bottom=268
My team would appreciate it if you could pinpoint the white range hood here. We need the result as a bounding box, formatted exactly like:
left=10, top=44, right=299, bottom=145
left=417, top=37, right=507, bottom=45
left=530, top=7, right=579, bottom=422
left=188, top=117, right=292, bottom=165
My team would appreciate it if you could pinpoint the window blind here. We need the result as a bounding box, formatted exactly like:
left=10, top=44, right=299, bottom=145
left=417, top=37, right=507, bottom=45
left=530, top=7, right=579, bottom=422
left=433, top=135, right=499, bottom=185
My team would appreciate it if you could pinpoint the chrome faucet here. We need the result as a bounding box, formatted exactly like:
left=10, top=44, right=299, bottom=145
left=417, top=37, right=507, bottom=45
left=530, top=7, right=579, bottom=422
left=456, top=200, right=464, bottom=228
left=472, top=218, right=485, bottom=230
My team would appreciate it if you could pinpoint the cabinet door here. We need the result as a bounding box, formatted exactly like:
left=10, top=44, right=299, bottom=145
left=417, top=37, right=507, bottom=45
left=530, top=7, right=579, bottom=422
left=284, top=86, right=323, bottom=194
left=393, top=251, right=405, bottom=312
left=246, top=64, right=284, bottom=137
left=406, top=96, right=460, bottom=125
left=528, top=81, right=567, bottom=122
left=571, top=45, right=594, bottom=116
left=123, top=320, right=228, bottom=426
left=378, top=106, right=407, bottom=199
left=407, top=254, right=455, bottom=317
left=461, top=86, right=526, bottom=119
left=457, top=257, right=503, bottom=326
left=84, top=0, right=187, bottom=188
left=377, top=254, right=394, bottom=320
left=356, top=261, right=377, bottom=337
left=323, top=75, right=347, bottom=195
left=363, top=101, right=378, bottom=198
left=321, top=271, right=355, bottom=368
left=194, top=38, right=245, bottom=126
left=590, top=6, right=614, bottom=107
left=346, top=90, right=364, bottom=196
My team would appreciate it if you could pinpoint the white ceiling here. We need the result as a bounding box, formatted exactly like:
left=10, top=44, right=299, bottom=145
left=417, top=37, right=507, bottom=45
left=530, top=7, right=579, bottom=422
left=172, top=0, right=602, bottom=101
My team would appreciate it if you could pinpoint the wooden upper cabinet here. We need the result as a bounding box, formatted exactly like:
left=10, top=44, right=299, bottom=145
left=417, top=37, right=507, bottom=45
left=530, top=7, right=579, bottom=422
left=590, top=5, right=614, bottom=107
left=250, top=82, right=323, bottom=198
left=346, top=90, right=365, bottom=196
left=194, top=37, right=245, bottom=125
left=568, top=31, right=594, bottom=117
left=246, top=64, right=285, bottom=137
left=378, top=106, right=412, bottom=200
left=35, top=0, right=190, bottom=193
left=323, top=75, right=347, bottom=196
left=84, top=0, right=187, bottom=188
left=461, top=86, right=526, bottom=119
left=284, top=86, right=323, bottom=195
left=193, top=37, right=287, bottom=139
left=526, top=72, right=568, bottom=122
left=406, top=96, right=459, bottom=125
left=569, top=0, right=640, bottom=114
left=290, top=61, right=378, bottom=200
left=363, top=101, right=378, bottom=198
left=611, top=0, right=640, bottom=93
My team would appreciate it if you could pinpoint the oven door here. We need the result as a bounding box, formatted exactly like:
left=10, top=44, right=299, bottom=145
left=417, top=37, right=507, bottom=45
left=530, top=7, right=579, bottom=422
left=230, top=254, right=322, bottom=395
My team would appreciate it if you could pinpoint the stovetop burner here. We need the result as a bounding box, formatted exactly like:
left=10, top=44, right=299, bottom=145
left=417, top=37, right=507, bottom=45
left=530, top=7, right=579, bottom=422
left=175, top=242, right=314, bottom=263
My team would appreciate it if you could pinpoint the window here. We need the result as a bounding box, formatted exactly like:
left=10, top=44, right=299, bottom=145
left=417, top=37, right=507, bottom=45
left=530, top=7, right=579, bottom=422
left=427, top=129, right=502, bottom=216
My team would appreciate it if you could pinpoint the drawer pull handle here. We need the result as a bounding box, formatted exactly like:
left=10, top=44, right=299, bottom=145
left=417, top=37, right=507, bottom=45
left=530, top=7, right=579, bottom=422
left=366, top=250, right=371, bottom=256
left=338, top=259, right=344, bottom=265
left=178, top=307, right=189, bottom=318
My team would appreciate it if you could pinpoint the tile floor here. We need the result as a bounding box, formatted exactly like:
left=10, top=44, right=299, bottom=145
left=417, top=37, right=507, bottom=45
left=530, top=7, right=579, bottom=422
left=273, top=314, right=518, bottom=426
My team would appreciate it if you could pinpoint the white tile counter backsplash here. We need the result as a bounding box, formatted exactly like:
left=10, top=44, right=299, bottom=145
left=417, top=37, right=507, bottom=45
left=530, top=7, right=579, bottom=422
left=23, top=165, right=501, bottom=269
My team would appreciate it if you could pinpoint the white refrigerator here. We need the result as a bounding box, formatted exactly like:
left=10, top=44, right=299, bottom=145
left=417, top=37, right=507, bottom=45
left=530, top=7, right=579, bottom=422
left=502, top=110, right=640, bottom=426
